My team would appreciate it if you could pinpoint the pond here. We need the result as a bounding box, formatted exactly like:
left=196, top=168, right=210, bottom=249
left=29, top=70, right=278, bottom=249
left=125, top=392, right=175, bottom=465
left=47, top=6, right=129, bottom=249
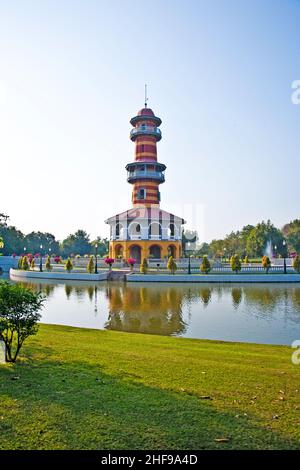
left=4, top=273, right=300, bottom=345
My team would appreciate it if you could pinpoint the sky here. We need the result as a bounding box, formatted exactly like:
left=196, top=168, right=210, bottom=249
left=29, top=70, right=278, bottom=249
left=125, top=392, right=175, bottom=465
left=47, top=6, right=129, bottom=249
left=0, top=0, right=299, bottom=243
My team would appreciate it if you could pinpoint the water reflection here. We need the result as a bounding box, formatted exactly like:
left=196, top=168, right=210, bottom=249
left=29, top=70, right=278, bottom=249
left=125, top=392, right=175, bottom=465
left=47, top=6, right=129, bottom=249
left=7, top=276, right=300, bottom=344
left=105, top=285, right=187, bottom=335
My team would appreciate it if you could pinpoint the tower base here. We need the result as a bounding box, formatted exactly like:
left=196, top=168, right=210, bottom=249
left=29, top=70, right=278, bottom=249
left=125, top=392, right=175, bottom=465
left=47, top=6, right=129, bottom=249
left=109, top=240, right=182, bottom=262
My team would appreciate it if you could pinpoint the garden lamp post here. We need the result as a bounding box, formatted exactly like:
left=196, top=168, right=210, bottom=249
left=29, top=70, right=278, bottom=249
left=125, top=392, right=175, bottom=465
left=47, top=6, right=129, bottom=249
left=274, top=245, right=277, bottom=258
left=283, top=240, right=287, bottom=274
left=39, top=244, right=43, bottom=272
left=94, top=243, right=98, bottom=274
left=186, top=242, right=192, bottom=275
left=23, top=247, right=26, bottom=255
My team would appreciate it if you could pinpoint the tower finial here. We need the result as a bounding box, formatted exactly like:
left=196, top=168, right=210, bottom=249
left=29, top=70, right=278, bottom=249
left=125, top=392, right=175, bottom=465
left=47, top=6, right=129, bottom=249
left=144, top=84, right=148, bottom=107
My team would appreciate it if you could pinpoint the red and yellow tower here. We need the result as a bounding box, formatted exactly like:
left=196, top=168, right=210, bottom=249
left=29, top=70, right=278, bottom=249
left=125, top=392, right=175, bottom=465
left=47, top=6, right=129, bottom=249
left=127, top=107, right=165, bottom=207
left=105, top=103, right=185, bottom=262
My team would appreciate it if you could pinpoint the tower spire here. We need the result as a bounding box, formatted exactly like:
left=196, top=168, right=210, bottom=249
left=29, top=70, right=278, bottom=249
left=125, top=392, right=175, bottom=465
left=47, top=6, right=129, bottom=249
left=144, top=84, right=148, bottom=108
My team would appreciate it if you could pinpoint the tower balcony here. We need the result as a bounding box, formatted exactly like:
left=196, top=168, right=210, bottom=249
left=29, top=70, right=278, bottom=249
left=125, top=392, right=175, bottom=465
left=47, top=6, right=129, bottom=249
left=127, top=170, right=165, bottom=183
left=130, top=126, right=162, bottom=141
left=126, top=161, right=166, bottom=184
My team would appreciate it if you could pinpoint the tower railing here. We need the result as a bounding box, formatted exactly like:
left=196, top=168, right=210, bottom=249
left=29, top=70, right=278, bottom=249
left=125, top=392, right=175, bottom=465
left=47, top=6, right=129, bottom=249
left=130, top=126, right=162, bottom=140
left=127, top=170, right=165, bottom=182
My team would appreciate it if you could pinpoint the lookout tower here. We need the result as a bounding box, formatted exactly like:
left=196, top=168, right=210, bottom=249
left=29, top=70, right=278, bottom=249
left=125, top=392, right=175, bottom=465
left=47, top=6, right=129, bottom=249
left=105, top=101, right=185, bottom=263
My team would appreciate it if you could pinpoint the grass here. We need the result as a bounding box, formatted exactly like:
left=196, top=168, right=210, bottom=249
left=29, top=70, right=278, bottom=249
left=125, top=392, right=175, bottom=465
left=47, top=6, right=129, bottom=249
left=0, top=325, right=300, bottom=450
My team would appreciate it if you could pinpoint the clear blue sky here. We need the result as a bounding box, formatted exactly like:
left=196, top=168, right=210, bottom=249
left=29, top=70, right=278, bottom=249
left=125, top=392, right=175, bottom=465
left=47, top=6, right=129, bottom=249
left=1, top=0, right=299, bottom=243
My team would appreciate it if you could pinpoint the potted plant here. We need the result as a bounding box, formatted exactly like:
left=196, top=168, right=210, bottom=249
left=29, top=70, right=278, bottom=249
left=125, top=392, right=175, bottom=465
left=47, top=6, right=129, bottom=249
left=105, top=257, right=114, bottom=270
left=127, top=258, right=136, bottom=272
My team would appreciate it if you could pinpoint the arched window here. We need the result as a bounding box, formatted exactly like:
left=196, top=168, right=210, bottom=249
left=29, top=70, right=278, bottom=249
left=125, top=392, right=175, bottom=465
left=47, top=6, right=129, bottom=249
left=149, top=222, right=162, bottom=239
left=128, top=222, right=142, bottom=239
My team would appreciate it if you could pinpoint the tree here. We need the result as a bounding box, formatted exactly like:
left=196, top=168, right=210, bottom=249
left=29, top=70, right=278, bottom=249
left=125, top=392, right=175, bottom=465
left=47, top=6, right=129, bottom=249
left=65, top=258, right=73, bottom=272
left=140, top=258, right=148, bottom=274
left=262, top=255, right=271, bottom=273
left=167, top=256, right=177, bottom=274
left=196, top=242, right=210, bottom=257
left=24, top=231, right=59, bottom=255
left=230, top=254, right=241, bottom=273
left=61, top=230, right=91, bottom=257
left=45, top=255, right=52, bottom=271
left=246, top=220, right=284, bottom=257
left=0, top=225, right=24, bottom=255
left=282, top=220, right=300, bottom=253
left=0, top=282, right=44, bottom=362
left=87, top=256, right=95, bottom=273
left=0, top=213, right=9, bottom=224
left=209, top=239, right=224, bottom=259
left=21, top=256, right=29, bottom=271
left=200, top=256, right=211, bottom=274
left=91, top=237, right=109, bottom=257
left=293, top=255, right=300, bottom=273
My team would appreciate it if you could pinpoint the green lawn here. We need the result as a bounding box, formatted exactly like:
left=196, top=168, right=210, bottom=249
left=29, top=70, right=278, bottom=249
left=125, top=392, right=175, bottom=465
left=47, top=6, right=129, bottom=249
left=0, top=325, right=299, bottom=450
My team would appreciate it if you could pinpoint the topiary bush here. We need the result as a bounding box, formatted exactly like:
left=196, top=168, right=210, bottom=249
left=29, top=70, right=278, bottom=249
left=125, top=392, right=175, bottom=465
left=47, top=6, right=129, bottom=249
left=293, top=255, right=300, bottom=273
left=200, top=255, right=211, bottom=274
left=262, top=255, right=271, bottom=273
left=230, top=254, right=241, bottom=273
left=140, top=258, right=148, bottom=274
left=87, top=256, right=95, bottom=273
left=21, top=256, right=29, bottom=271
left=167, top=256, right=177, bottom=275
left=65, top=258, right=73, bottom=272
left=45, top=255, right=52, bottom=272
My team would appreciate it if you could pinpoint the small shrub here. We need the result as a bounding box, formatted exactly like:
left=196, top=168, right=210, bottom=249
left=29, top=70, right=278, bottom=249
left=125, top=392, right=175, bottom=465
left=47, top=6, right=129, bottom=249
left=262, top=255, right=271, bottom=273
left=45, top=255, right=52, bottom=271
left=167, top=256, right=177, bottom=275
left=244, top=255, right=249, bottom=264
left=230, top=254, right=241, bottom=273
left=65, top=258, right=73, bottom=272
left=293, top=255, right=300, bottom=273
left=0, top=282, right=44, bottom=362
left=200, top=256, right=211, bottom=274
left=140, top=258, right=148, bottom=274
left=21, top=256, right=29, bottom=271
left=87, top=256, right=95, bottom=273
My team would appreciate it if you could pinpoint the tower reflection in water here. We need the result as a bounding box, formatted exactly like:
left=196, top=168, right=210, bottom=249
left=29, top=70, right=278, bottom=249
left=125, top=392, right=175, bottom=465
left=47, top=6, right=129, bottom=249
left=104, top=285, right=188, bottom=336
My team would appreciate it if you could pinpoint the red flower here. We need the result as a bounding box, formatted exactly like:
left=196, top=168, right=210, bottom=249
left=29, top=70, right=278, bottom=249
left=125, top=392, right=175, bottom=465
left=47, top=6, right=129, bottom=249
left=127, top=258, right=136, bottom=266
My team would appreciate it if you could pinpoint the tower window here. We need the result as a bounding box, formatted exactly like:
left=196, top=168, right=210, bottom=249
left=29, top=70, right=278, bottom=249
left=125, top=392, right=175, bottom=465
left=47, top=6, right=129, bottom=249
left=137, top=188, right=146, bottom=200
